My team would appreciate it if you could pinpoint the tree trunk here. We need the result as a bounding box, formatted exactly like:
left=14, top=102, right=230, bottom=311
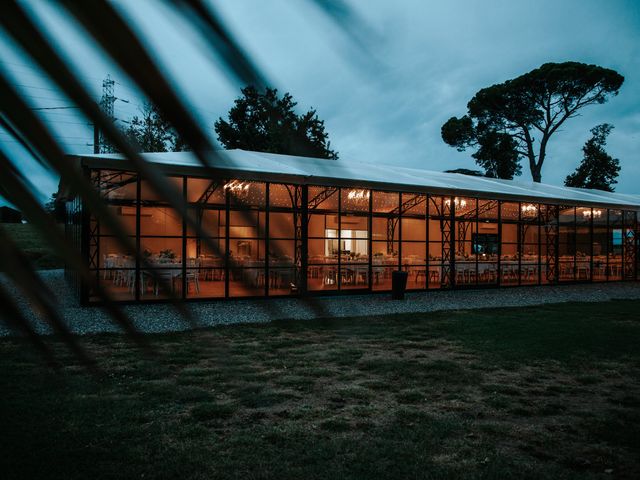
left=532, top=168, right=542, bottom=183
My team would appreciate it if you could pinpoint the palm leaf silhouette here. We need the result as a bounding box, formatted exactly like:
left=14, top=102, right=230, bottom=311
left=0, top=0, right=373, bottom=368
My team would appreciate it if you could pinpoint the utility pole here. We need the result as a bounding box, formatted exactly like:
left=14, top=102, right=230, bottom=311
left=93, top=74, right=130, bottom=153
left=96, top=74, right=116, bottom=154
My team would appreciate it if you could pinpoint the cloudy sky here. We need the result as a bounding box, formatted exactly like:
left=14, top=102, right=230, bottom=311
left=1, top=0, right=639, bottom=205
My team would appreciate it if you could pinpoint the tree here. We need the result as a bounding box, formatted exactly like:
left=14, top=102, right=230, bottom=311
left=565, top=124, right=620, bottom=192
left=124, top=102, right=187, bottom=152
left=472, top=130, right=522, bottom=179
left=442, top=62, right=624, bottom=182
left=44, top=192, right=65, bottom=223
left=215, top=86, right=338, bottom=159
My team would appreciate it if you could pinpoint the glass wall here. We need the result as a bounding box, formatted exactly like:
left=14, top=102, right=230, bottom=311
left=90, top=169, right=138, bottom=302
left=519, top=203, right=541, bottom=285
left=84, top=168, right=639, bottom=303
left=428, top=195, right=450, bottom=289
left=307, top=186, right=339, bottom=292
left=401, top=193, right=427, bottom=290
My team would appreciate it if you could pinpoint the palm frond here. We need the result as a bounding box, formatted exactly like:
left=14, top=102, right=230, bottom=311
left=0, top=0, right=372, bottom=367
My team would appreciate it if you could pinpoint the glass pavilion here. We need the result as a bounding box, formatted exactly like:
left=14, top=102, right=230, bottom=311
left=65, top=150, right=640, bottom=304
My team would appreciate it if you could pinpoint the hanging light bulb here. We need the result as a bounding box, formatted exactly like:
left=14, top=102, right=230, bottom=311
left=224, top=180, right=250, bottom=198
left=444, top=197, right=467, bottom=208
left=347, top=189, right=370, bottom=201
left=583, top=209, right=602, bottom=218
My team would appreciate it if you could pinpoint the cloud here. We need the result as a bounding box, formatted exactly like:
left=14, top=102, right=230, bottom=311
left=1, top=0, right=638, bottom=208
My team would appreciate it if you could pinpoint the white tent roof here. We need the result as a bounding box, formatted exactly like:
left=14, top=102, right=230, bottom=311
left=78, top=149, right=640, bottom=209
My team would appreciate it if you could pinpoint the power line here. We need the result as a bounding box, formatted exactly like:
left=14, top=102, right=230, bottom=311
left=0, top=131, right=91, bottom=140
left=0, top=138, right=91, bottom=147
left=10, top=82, right=66, bottom=94
left=29, top=106, right=79, bottom=111
left=32, top=111, right=86, bottom=118
left=0, top=59, right=105, bottom=83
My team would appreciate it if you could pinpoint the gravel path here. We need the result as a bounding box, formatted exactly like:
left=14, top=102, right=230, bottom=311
left=1, top=269, right=639, bottom=337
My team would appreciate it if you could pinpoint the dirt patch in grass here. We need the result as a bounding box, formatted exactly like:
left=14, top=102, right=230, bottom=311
left=1, top=300, right=640, bottom=479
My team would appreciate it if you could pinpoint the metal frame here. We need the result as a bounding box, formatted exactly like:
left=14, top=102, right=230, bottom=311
left=623, top=211, right=637, bottom=280
left=543, top=205, right=559, bottom=284
left=75, top=168, right=640, bottom=305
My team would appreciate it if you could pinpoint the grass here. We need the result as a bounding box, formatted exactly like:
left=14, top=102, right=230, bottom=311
left=3, top=223, right=64, bottom=269
left=1, top=300, right=640, bottom=479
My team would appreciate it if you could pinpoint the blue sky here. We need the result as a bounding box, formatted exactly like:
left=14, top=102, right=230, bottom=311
left=1, top=0, right=639, bottom=205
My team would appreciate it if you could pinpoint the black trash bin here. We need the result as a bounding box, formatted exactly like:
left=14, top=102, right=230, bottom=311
left=391, top=270, right=409, bottom=300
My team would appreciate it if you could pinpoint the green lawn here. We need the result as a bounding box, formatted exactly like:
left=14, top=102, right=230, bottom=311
left=1, top=301, right=640, bottom=479
left=3, top=223, right=64, bottom=270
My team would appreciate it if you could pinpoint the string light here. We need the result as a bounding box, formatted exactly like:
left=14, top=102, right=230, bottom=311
left=347, top=189, right=370, bottom=201
left=444, top=197, right=467, bottom=208
left=583, top=209, right=602, bottom=218
left=224, top=180, right=250, bottom=197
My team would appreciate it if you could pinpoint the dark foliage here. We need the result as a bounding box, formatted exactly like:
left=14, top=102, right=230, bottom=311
left=441, top=62, right=624, bottom=182
left=215, top=86, right=338, bottom=159
left=472, top=130, right=522, bottom=179
left=565, top=124, right=620, bottom=192
left=124, top=103, right=188, bottom=153
left=44, top=192, right=65, bottom=223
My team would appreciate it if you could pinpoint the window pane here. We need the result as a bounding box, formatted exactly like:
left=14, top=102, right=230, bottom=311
left=229, top=239, right=265, bottom=261
left=501, top=243, right=518, bottom=257
left=372, top=217, right=397, bottom=242
left=501, top=202, right=520, bottom=221
left=270, top=183, right=299, bottom=209
left=141, top=238, right=183, bottom=261
left=501, top=223, right=517, bottom=243
left=140, top=207, right=183, bottom=236
left=478, top=199, right=499, bottom=219
left=99, top=205, right=136, bottom=236
left=340, top=263, right=369, bottom=289
left=96, top=170, right=137, bottom=200
left=94, top=271, right=136, bottom=301
left=269, top=212, right=295, bottom=238
left=228, top=268, right=265, bottom=297
left=308, top=238, right=335, bottom=261
left=372, top=241, right=397, bottom=261
left=559, top=206, right=575, bottom=224
left=609, top=209, right=623, bottom=226
left=521, top=224, right=539, bottom=244
left=308, top=265, right=338, bottom=291
left=402, top=193, right=426, bottom=216
left=341, top=188, right=370, bottom=212
left=228, top=211, right=265, bottom=238
left=197, top=238, right=226, bottom=259
left=401, top=242, right=426, bottom=263
left=186, top=208, right=224, bottom=237
left=227, top=181, right=266, bottom=208
left=401, top=217, right=426, bottom=241
left=340, top=215, right=368, bottom=234
left=98, top=239, right=135, bottom=267
left=520, top=203, right=540, bottom=222
left=141, top=176, right=183, bottom=202
left=372, top=191, right=398, bottom=213
left=187, top=178, right=225, bottom=205
left=453, top=197, right=476, bottom=218
left=309, top=213, right=336, bottom=237
left=269, top=239, right=295, bottom=259
left=428, top=195, right=447, bottom=217
left=270, top=267, right=298, bottom=295
left=309, top=186, right=338, bottom=211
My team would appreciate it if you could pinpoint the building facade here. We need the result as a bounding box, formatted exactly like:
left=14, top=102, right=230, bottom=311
left=66, top=151, right=640, bottom=304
